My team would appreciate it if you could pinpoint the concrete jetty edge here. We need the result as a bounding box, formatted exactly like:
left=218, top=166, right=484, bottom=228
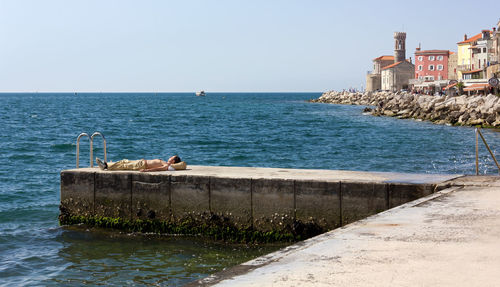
left=60, top=165, right=461, bottom=243
left=188, top=175, right=500, bottom=286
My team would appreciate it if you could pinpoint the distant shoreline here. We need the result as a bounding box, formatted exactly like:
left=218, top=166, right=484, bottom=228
left=310, top=91, right=500, bottom=128
left=0, top=91, right=323, bottom=94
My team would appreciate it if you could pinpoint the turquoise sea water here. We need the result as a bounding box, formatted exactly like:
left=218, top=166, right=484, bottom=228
left=0, top=92, right=498, bottom=286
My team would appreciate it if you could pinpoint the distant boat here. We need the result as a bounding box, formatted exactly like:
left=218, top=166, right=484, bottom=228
left=196, top=90, right=206, bottom=97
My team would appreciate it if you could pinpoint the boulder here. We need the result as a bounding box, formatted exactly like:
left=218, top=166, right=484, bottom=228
left=383, top=110, right=395, bottom=116
left=314, top=90, right=498, bottom=127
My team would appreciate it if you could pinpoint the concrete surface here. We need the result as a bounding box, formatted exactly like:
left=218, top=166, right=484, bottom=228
left=70, top=165, right=459, bottom=183
left=194, top=176, right=500, bottom=286
left=61, top=166, right=461, bottom=233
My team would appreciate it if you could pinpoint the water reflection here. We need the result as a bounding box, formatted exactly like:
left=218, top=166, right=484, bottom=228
left=50, top=227, right=285, bottom=286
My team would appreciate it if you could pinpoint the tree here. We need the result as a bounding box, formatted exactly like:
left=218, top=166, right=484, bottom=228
left=456, top=81, right=465, bottom=96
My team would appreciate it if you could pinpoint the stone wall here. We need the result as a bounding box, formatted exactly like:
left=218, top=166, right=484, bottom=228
left=448, top=52, right=458, bottom=80
left=394, top=62, right=415, bottom=90
left=311, top=90, right=500, bottom=127
left=60, top=168, right=442, bottom=242
left=366, top=74, right=381, bottom=92
left=487, top=63, right=500, bottom=79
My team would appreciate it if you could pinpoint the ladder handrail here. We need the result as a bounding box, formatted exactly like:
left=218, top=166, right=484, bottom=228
left=76, top=133, right=90, bottom=168
left=76, top=132, right=107, bottom=168
left=475, top=127, right=500, bottom=175
left=90, top=132, right=107, bottom=168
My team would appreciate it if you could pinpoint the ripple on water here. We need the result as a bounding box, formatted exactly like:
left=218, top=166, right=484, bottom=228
left=0, top=92, right=498, bottom=285
left=49, top=143, right=76, bottom=152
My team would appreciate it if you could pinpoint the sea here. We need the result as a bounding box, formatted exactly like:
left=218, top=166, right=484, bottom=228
left=0, top=92, right=498, bottom=286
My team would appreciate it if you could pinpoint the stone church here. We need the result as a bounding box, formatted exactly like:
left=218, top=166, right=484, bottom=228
left=366, top=32, right=415, bottom=91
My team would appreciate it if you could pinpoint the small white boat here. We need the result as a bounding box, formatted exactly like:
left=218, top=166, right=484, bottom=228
left=196, top=90, right=206, bottom=97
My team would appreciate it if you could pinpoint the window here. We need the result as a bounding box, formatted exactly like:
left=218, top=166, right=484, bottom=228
left=429, top=65, right=435, bottom=71
left=418, top=56, right=423, bottom=61
left=437, top=65, right=443, bottom=70
left=428, top=56, right=435, bottom=61
left=418, top=65, right=423, bottom=71
left=437, top=56, right=443, bottom=60
left=483, top=48, right=486, bottom=53
left=418, top=76, right=423, bottom=80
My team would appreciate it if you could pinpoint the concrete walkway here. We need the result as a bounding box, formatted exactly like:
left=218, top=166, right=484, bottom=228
left=195, top=176, right=500, bottom=286
left=76, top=165, right=458, bottom=184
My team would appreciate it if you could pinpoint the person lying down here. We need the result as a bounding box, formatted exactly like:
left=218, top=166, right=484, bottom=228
left=96, top=155, right=187, bottom=172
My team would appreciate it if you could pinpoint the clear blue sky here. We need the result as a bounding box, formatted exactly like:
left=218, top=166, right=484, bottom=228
left=0, top=0, right=498, bottom=92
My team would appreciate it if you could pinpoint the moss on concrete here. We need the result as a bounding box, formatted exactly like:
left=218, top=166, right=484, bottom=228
left=58, top=209, right=322, bottom=243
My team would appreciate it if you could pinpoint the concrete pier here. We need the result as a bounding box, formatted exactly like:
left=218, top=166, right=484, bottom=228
left=60, top=165, right=459, bottom=241
left=191, top=176, right=500, bottom=286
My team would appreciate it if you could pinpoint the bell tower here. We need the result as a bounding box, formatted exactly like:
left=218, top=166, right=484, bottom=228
left=394, top=32, right=406, bottom=63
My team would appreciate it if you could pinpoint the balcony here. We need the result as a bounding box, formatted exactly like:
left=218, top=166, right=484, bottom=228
left=457, top=64, right=472, bottom=72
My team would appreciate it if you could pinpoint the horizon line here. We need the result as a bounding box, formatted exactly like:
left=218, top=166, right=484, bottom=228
left=0, top=91, right=326, bottom=94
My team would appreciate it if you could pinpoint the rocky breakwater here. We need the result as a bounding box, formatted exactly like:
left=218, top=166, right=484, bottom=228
left=310, top=91, right=500, bottom=128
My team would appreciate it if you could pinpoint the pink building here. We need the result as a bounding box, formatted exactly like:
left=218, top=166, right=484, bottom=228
left=414, top=49, right=451, bottom=81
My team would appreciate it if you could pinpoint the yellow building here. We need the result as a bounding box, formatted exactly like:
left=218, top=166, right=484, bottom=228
left=456, top=33, right=482, bottom=79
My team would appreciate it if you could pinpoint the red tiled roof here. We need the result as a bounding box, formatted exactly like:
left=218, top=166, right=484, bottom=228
left=415, top=50, right=449, bottom=55
left=373, top=55, right=394, bottom=61
left=463, top=83, right=489, bottom=91
left=382, top=61, right=403, bottom=70
left=457, top=32, right=488, bottom=44
left=462, top=69, right=482, bottom=74
left=442, top=82, right=457, bottom=90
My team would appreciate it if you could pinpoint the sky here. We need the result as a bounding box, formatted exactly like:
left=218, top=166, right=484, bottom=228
left=0, top=0, right=499, bottom=92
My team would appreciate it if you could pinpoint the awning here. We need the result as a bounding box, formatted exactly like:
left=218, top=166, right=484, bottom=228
left=414, top=81, right=447, bottom=88
left=442, top=82, right=457, bottom=90
left=463, top=83, right=490, bottom=91
left=414, top=83, right=430, bottom=88
left=462, top=69, right=483, bottom=75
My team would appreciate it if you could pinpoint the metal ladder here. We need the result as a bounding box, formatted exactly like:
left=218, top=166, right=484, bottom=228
left=76, top=132, right=107, bottom=168
left=475, top=127, right=499, bottom=175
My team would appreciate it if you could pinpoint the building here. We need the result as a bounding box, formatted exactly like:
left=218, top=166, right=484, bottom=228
left=457, top=33, right=481, bottom=79
left=456, top=28, right=498, bottom=94
left=410, top=48, right=452, bottom=93
left=366, top=32, right=414, bottom=92
left=493, top=20, right=500, bottom=64
left=456, top=30, right=493, bottom=80
left=394, top=32, right=406, bottom=62
left=372, top=55, right=395, bottom=74
left=486, top=20, right=500, bottom=79
left=415, top=49, right=451, bottom=81
left=366, top=55, right=394, bottom=91
left=448, top=52, right=458, bottom=80
left=472, top=30, right=493, bottom=70
left=381, top=60, right=415, bottom=91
